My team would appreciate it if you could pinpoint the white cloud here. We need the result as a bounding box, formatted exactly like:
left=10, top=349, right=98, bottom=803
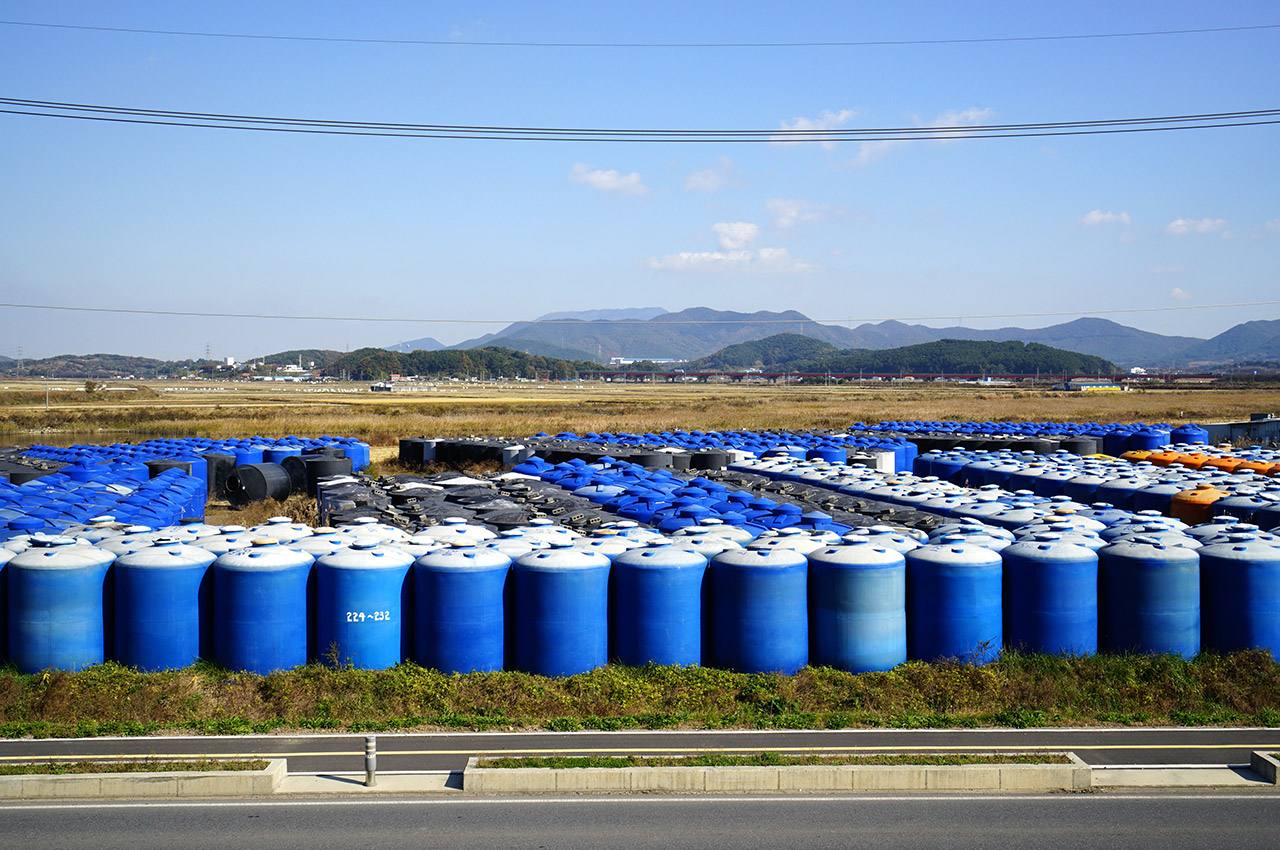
left=1164, top=217, right=1227, bottom=236
left=930, top=107, right=996, bottom=140
left=845, top=106, right=994, bottom=167
left=1151, top=265, right=1186, bottom=274
left=773, top=109, right=858, bottom=151
left=848, top=139, right=902, bottom=167
left=1266, top=218, right=1280, bottom=232
left=449, top=19, right=487, bottom=40
left=569, top=163, right=649, bottom=196
left=647, top=246, right=817, bottom=274
left=1170, top=287, right=1191, bottom=301
left=711, top=221, right=760, bottom=250
left=766, top=198, right=831, bottom=229
left=1079, top=210, right=1132, bottom=226
left=684, top=157, right=735, bottom=192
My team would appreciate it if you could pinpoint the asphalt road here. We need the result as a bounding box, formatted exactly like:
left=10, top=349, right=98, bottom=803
left=2, top=727, right=1278, bottom=773
left=2, top=792, right=1278, bottom=850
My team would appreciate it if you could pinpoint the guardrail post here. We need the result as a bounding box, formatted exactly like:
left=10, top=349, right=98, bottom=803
left=364, top=735, right=377, bottom=787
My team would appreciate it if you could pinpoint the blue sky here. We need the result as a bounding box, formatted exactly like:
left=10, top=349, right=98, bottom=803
left=1, top=1, right=1276, bottom=361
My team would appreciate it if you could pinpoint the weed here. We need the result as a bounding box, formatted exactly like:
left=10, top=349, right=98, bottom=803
left=479, top=752, right=1071, bottom=769
left=0, top=758, right=269, bottom=776
left=1, top=653, right=1277, bottom=735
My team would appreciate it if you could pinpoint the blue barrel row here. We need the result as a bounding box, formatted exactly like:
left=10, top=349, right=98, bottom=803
left=6, top=519, right=1276, bottom=678
left=512, top=454, right=855, bottom=536
left=728, top=443, right=1280, bottom=532
left=909, top=447, right=1280, bottom=528
left=533, top=430, right=917, bottom=473
left=867, top=420, right=1210, bottom=453
left=515, top=448, right=1280, bottom=668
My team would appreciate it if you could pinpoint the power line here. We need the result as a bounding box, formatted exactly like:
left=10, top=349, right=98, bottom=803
left=0, top=299, right=1275, bottom=326
left=2, top=97, right=1277, bottom=142
left=1, top=18, right=1277, bottom=48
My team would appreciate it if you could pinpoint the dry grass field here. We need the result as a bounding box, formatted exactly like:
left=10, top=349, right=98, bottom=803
left=1, top=379, right=1277, bottom=448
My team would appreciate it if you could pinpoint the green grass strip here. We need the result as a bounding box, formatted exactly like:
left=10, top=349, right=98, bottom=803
left=2, top=650, right=1277, bottom=736
left=0, top=759, right=270, bottom=776
left=479, top=752, right=1071, bottom=769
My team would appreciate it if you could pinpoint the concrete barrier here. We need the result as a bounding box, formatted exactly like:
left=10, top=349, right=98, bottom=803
left=1250, top=751, right=1280, bottom=785
left=0, top=758, right=287, bottom=800
left=463, top=753, right=1092, bottom=794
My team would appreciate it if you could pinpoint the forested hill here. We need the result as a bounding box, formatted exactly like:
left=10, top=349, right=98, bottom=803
left=0, top=353, right=199, bottom=378
left=320, top=346, right=598, bottom=380
left=258, top=349, right=344, bottom=367
left=689, top=334, right=839, bottom=370
left=691, top=335, right=1117, bottom=375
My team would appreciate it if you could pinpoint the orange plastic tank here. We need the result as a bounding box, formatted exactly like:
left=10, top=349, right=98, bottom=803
left=1169, top=483, right=1231, bottom=525
left=1146, top=450, right=1184, bottom=467
left=1172, top=453, right=1210, bottom=470
left=1202, top=456, right=1244, bottom=473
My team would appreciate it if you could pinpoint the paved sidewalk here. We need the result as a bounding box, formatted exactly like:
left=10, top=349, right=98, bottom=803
left=1092, top=766, right=1272, bottom=788
left=276, top=772, right=462, bottom=795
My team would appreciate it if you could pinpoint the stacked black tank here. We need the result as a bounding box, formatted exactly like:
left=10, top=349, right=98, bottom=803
left=317, top=471, right=625, bottom=533
left=696, top=469, right=945, bottom=535
left=398, top=436, right=731, bottom=472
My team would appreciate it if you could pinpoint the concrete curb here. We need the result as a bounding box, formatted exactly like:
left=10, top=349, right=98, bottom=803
left=0, top=758, right=287, bottom=800
left=463, top=753, right=1093, bottom=794
left=1250, top=751, right=1280, bottom=784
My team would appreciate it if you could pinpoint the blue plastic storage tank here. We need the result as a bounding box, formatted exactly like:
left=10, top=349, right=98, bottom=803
left=906, top=543, right=1002, bottom=664
left=1098, top=537, right=1199, bottom=658
left=314, top=540, right=413, bottom=669
left=263, top=446, right=303, bottom=465
left=0, top=547, right=14, bottom=664
left=113, top=540, right=216, bottom=671
left=1170, top=424, right=1210, bottom=446
left=1125, top=429, right=1169, bottom=453
left=250, top=517, right=314, bottom=544
left=6, top=537, right=116, bottom=672
left=1199, top=537, right=1280, bottom=654
left=413, top=543, right=512, bottom=674
left=709, top=547, right=808, bottom=674
left=807, top=540, right=906, bottom=673
left=1001, top=537, right=1098, bottom=655
left=511, top=544, right=610, bottom=677
left=610, top=541, right=707, bottom=667
left=213, top=540, right=314, bottom=674
left=478, top=530, right=545, bottom=561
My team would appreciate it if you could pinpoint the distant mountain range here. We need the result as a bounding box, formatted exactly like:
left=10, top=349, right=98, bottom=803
left=386, top=308, right=1280, bottom=369
left=1164, top=319, right=1280, bottom=366
left=690, top=334, right=1116, bottom=376
left=386, top=337, right=444, bottom=353
left=385, top=309, right=667, bottom=354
